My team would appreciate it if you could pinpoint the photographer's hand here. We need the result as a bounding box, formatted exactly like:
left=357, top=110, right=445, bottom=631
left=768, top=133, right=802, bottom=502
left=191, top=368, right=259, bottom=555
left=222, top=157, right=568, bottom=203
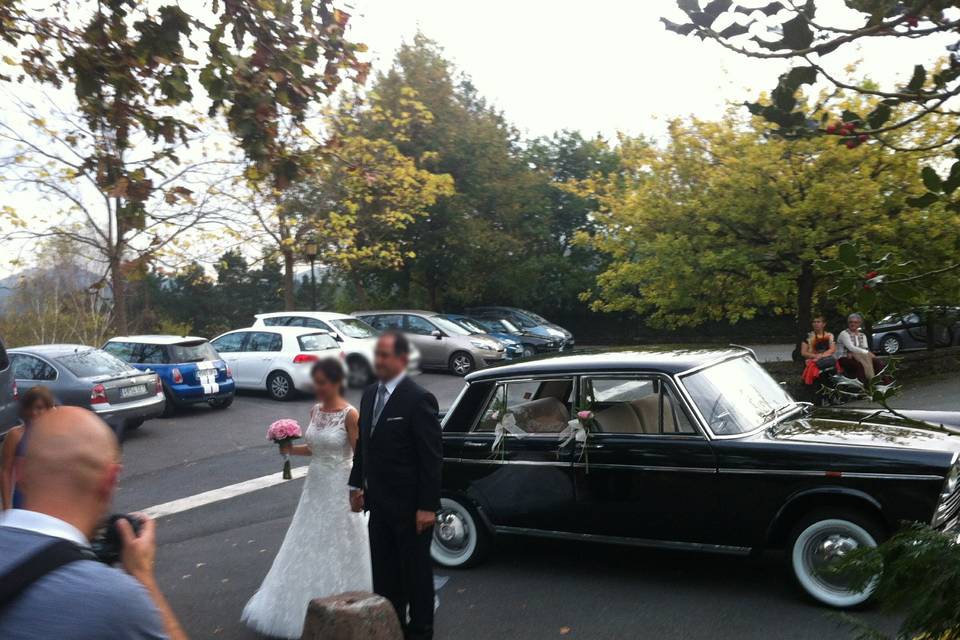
left=118, top=513, right=189, bottom=640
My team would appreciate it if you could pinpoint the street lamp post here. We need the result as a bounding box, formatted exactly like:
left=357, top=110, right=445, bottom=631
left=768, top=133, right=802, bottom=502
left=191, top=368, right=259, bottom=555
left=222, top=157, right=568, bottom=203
left=304, top=240, right=318, bottom=311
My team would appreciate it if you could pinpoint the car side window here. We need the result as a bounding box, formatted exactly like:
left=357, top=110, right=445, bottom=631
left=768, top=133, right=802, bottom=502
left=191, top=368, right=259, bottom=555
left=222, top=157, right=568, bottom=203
left=247, top=332, right=281, bottom=352
left=297, top=318, right=330, bottom=330
left=372, top=314, right=403, bottom=331
left=262, top=317, right=288, bottom=326
left=11, top=354, right=56, bottom=381
left=212, top=332, right=247, bottom=353
left=581, top=376, right=696, bottom=435
left=473, top=378, right=574, bottom=435
left=103, top=341, right=135, bottom=362
left=406, top=315, right=436, bottom=336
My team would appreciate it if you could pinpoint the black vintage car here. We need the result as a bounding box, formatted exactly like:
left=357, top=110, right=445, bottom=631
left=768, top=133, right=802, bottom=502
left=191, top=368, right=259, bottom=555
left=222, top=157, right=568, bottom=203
left=433, top=349, right=960, bottom=608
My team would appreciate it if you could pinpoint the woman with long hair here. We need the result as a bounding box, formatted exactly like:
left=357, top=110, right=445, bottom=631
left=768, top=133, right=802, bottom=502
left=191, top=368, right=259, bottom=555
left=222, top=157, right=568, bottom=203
left=1, top=386, right=55, bottom=510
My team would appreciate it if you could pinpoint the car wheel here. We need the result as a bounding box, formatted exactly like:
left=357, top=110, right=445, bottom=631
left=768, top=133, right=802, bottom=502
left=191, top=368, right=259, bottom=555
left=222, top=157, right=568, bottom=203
left=431, top=497, right=490, bottom=568
left=449, top=351, right=475, bottom=376
left=161, top=388, right=177, bottom=418
left=879, top=334, right=902, bottom=355
left=346, top=356, right=372, bottom=389
left=788, top=508, right=882, bottom=608
left=521, top=346, right=535, bottom=358
left=208, top=396, right=234, bottom=410
left=267, top=372, right=295, bottom=401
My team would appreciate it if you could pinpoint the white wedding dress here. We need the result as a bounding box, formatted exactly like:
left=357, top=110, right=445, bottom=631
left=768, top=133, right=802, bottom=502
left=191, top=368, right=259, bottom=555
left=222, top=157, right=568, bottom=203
left=242, top=405, right=372, bottom=639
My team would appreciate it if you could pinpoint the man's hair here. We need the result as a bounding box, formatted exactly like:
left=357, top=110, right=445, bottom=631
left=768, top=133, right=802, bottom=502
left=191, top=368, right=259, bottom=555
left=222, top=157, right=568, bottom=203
left=847, top=312, right=864, bottom=322
left=380, top=330, right=410, bottom=356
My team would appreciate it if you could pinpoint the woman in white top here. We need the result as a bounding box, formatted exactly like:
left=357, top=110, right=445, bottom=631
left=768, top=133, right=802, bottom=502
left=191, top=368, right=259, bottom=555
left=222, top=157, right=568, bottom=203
left=836, top=313, right=884, bottom=383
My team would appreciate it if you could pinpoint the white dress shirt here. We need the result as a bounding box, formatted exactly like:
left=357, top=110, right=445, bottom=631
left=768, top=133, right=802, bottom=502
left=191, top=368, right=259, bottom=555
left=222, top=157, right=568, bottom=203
left=0, top=508, right=90, bottom=547
left=836, top=329, right=870, bottom=358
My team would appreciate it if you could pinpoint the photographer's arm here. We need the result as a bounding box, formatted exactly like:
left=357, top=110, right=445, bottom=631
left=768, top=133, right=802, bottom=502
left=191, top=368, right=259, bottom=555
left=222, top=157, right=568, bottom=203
left=118, top=515, right=189, bottom=640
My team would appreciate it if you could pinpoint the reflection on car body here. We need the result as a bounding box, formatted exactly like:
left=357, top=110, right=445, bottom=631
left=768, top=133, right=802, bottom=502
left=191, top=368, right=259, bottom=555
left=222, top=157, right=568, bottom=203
left=434, top=349, right=960, bottom=609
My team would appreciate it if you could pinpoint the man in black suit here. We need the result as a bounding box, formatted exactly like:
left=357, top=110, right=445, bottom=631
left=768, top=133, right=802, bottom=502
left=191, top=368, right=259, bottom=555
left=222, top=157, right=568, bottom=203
left=349, top=331, right=442, bottom=640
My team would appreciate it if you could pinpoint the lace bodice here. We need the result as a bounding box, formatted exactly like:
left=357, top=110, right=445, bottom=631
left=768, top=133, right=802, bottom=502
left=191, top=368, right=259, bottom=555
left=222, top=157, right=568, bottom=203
left=305, top=404, right=355, bottom=465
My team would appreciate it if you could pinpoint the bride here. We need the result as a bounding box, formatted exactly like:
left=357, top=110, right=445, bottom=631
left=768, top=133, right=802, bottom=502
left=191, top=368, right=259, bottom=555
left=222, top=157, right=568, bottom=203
left=242, top=358, right=372, bottom=639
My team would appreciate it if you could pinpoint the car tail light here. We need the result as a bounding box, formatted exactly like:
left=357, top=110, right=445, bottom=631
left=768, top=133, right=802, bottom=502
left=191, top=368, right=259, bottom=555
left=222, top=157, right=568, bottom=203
left=155, top=376, right=162, bottom=394
left=171, top=368, right=183, bottom=384
left=12, top=380, right=18, bottom=400
left=90, top=383, right=108, bottom=405
left=293, top=354, right=318, bottom=364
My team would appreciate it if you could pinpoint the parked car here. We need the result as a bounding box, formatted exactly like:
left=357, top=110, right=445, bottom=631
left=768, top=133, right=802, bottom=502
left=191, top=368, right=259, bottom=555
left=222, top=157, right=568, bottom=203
left=871, top=307, right=960, bottom=355
left=103, top=335, right=235, bottom=415
left=469, top=317, right=562, bottom=358
left=437, top=314, right=524, bottom=360
left=210, top=327, right=344, bottom=401
left=353, top=310, right=506, bottom=376
left=0, top=336, right=18, bottom=438
left=433, top=348, right=960, bottom=608
left=8, top=345, right=164, bottom=438
left=251, top=311, right=388, bottom=388
left=466, top=306, right=574, bottom=350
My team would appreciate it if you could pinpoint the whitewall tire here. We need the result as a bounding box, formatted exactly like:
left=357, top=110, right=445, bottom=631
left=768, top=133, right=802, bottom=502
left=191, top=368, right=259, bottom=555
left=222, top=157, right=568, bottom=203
left=431, top=497, right=489, bottom=568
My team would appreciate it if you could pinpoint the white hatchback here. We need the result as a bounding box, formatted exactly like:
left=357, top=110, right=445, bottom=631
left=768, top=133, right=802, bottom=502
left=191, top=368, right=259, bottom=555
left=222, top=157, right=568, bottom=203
left=210, top=327, right=345, bottom=401
left=251, top=311, right=419, bottom=388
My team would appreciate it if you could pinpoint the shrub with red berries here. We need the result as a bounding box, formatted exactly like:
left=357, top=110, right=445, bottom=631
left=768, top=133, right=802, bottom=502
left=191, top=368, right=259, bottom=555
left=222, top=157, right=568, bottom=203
left=824, top=120, right=869, bottom=148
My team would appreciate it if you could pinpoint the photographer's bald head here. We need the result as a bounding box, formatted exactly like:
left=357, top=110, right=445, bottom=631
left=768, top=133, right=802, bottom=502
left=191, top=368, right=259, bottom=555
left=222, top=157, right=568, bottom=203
left=18, top=406, right=122, bottom=539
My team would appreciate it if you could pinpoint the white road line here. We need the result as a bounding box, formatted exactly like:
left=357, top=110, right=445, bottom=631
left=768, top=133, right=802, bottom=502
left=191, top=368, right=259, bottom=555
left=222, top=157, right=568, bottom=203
left=141, top=466, right=308, bottom=519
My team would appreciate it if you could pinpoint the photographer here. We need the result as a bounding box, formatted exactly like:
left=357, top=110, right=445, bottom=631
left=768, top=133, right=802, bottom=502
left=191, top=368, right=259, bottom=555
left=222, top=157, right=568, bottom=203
left=0, top=407, right=187, bottom=640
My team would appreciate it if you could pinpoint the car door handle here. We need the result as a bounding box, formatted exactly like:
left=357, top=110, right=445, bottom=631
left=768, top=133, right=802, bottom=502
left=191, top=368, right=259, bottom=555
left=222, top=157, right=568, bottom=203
left=463, top=441, right=488, bottom=448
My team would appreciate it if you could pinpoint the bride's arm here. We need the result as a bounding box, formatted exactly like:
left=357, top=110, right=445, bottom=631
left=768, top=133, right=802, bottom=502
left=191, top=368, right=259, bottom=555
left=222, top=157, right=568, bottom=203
left=345, top=407, right=360, bottom=453
left=283, top=442, right=312, bottom=456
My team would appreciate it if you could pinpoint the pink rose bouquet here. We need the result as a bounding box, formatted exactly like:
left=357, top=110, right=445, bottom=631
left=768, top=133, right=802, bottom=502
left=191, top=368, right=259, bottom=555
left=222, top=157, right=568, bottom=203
left=267, top=418, right=302, bottom=479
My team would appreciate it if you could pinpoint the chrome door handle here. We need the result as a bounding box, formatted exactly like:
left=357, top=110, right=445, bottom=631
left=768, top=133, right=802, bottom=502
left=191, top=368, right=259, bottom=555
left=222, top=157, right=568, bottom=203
left=463, top=441, right=488, bottom=448
left=585, top=444, right=605, bottom=450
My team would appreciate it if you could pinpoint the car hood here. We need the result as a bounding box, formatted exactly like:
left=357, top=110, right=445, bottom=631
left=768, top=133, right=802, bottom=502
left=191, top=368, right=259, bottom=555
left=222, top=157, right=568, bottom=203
left=767, top=409, right=960, bottom=454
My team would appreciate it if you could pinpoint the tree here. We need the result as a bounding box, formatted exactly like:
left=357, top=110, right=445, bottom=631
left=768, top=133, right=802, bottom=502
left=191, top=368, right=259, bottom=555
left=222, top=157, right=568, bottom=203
left=662, top=0, right=960, bottom=303
left=573, top=105, right=958, bottom=347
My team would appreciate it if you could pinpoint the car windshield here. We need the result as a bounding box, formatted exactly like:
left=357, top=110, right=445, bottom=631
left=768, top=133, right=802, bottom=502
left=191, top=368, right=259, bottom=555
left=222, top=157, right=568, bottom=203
left=57, top=349, right=133, bottom=378
left=877, top=312, right=905, bottom=324
left=329, top=318, right=378, bottom=339
left=298, top=333, right=340, bottom=351
left=432, top=317, right=471, bottom=336
left=449, top=317, right=484, bottom=334
left=518, top=309, right=549, bottom=323
left=170, top=341, right=219, bottom=363
left=681, top=355, right=795, bottom=436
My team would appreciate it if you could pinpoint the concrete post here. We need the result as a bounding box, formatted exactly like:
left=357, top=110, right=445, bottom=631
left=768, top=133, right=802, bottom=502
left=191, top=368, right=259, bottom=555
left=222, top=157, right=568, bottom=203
left=301, top=591, right=403, bottom=640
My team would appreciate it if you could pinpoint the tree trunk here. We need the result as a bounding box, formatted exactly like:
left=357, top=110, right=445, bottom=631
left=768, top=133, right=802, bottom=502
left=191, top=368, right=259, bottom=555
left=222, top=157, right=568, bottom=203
left=110, top=254, right=128, bottom=334
left=282, top=248, right=296, bottom=310
left=350, top=271, right=369, bottom=307
left=794, top=262, right=815, bottom=362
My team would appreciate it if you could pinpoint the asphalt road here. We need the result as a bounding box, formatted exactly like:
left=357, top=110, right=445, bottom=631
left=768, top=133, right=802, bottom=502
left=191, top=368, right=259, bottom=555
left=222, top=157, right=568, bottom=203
left=111, top=366, right=959, bottom=640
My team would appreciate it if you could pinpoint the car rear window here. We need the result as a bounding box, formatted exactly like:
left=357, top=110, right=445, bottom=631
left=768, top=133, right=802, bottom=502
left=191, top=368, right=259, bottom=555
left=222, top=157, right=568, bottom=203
left=170, top=341, right=219, bottom=363
left=298, top=333, right=339, bottom=351
left=57, top=349, right=132, bottom=378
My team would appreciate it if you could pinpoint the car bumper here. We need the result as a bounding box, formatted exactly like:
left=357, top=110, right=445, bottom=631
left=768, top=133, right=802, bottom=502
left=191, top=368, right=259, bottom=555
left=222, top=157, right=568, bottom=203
left=168, top=380, right=236, bottom=405
left=477, top=350, right=509, bottom=367
left=291, top=365, right=317, bottom=393
left=93, top=392, right=166, bottom=428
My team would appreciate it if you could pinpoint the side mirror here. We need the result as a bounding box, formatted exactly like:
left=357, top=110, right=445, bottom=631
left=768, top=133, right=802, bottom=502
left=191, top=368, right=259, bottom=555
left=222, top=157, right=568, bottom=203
left=431, top=330, right=443, bottom=340
left=332, top=333, right=343, bottom=342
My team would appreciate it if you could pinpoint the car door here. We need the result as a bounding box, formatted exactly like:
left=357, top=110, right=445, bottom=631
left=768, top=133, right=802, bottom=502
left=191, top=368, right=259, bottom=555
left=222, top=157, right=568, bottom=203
left=10, top=353, right=59, bottom=399
left=446, top=376, right=578, bottom=531
left=243, top=331, right=283, bottom=386
left=404, top=315, right=446, bottom=367
left=569, top=374, right=719, bottom=544
left=211, top=332, right=249, bottom=385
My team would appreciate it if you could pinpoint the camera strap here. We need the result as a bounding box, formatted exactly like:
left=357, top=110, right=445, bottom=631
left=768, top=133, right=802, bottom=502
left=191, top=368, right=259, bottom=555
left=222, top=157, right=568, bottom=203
left=0, top=539, right=88, bottom=613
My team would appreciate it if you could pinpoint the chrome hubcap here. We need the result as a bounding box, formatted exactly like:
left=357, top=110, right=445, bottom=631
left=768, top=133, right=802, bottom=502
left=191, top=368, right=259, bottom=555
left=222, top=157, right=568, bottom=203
left=453, top=356, right=471, bottom=375
left=271, top=376, right=289, bottom=397
left=805, top=532, right=860, bottom=592
left=882, top=337, right=899, bottom=354
left=435, top=509, right=469, bottom=552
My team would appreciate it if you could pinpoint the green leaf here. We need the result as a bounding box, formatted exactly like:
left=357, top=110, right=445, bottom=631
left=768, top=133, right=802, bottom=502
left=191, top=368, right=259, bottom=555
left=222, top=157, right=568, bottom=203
left=717, top=22, right=750, bottom=38
left=906, top=64, right=925, bottom=92
left=857, top=285, right=878, bottom=310
left=841, top=110, right=862, bottom=123
left=661, top=18, right=697, bottom=36
left=866, top=103, right=891, bottom=129
left=921, top=166, right=942, bottom=192
left=905, top=191, right=938, bottom=208
left=943, top=161, right=960, bottom=194
left=837, top=242, right=859, bottom=267
left=734, top=2, right=783, bottom=17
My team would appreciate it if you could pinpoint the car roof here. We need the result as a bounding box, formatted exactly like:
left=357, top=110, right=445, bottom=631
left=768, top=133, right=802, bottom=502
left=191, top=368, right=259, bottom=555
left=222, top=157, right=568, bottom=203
left=353, top=310, right=438, bottom=317
left=465, top=348, right=748, bottom=381
left=219, top=326, right=335, bottom=337
left=108, top=335, right=208, bottom=345
left=254, top=311, right=354, bottom=320
left=11, top=344, right=96, bottom=358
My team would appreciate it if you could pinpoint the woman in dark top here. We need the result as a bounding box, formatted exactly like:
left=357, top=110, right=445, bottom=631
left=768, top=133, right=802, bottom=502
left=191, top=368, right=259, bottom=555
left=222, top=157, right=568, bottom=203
left=1, top=385, right=55, bottom=509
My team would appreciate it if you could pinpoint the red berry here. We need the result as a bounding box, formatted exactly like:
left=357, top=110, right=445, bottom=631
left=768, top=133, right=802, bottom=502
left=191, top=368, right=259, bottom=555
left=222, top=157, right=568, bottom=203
left=845, top=139, right=858, bottom=149
left=906, top=15, right=918, bottom=28
left=858, top=134, right=869, bottom=142
left=863, top=283, right=873, bottom=289
left=865, top=271, right=879, bottom=279
left=826, top=123, right=838, bottom=134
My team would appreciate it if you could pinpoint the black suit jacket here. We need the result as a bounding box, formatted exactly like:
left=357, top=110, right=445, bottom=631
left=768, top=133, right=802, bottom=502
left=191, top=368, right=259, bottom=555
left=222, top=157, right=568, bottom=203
left=348, top=376, right=443, bottom=522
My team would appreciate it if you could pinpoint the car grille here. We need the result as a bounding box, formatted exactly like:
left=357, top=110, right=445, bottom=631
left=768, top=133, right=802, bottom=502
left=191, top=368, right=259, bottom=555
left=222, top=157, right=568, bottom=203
left=935, top=488, right=960, bottom=527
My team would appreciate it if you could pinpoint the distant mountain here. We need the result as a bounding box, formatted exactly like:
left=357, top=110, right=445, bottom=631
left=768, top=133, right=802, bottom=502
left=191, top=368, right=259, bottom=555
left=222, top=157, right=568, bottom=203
left=0, top=266, right=104, bottom=304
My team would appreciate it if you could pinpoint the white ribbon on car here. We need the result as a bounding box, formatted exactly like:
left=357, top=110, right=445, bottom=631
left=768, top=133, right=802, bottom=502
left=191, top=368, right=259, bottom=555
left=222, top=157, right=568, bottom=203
left=491, top=411, right=525, bottom=452
left=557, top=419, right=589, bottom=450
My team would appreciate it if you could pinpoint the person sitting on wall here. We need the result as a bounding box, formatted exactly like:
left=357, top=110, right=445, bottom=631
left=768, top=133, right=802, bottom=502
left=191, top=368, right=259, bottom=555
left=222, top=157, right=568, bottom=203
left=800, top=315, right=837, bottom=386
left=836, top=312, right=884, bottom=384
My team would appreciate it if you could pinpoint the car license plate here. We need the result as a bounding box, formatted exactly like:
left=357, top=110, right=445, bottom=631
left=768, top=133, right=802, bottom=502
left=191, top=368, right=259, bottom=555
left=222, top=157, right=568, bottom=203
left=121, top=384, right=147, bottom=398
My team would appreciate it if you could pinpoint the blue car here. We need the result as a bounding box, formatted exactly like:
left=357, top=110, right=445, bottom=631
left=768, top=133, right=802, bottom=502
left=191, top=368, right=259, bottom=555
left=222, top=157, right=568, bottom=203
left=439, top=314, right=525, bottom=359
left=103, top=335, right=235, bottom=414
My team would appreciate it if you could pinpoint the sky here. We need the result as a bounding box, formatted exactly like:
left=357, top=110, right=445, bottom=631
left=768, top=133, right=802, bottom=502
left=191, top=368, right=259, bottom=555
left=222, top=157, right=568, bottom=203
left=1, top=0, right=957, bottom=278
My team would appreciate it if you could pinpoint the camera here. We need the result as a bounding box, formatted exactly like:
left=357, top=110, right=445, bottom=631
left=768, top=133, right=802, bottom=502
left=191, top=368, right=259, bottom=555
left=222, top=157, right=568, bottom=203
left=90, top=513, right=144, bottom=564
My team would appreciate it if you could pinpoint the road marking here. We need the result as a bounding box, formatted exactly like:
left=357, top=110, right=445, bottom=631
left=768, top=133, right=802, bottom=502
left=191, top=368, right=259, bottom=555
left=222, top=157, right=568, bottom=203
left=141, top=466, right=308, bottom=519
